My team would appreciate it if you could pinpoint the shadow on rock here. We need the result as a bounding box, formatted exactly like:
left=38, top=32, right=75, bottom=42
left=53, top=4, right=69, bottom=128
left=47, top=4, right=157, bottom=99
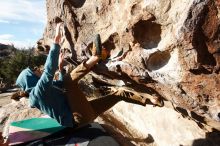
left=192, top=130, right=220, bottom=146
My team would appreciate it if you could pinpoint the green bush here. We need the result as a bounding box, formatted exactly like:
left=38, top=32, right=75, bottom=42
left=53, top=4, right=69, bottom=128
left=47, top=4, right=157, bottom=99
left=0, top=48, right=46, bottom=84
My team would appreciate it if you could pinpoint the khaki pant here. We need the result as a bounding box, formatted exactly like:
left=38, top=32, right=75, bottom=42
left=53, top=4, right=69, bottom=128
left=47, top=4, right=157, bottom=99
left=64, top=61, right=124, bottom=128
left=64, top=62, right=97, bottom=126
left=63, top=61, right=152, bottom=127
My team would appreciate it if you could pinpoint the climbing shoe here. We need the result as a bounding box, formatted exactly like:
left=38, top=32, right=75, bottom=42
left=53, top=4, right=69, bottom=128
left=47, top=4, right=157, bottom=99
left=149, top=94, right=164, bottom=107
left=91, top=34, right=109, bottom=60
left=101, top=86, right=147, bottom=105
left=93, top=34, right=102, bottom=56
left=100, top=86, right=164, bottom=107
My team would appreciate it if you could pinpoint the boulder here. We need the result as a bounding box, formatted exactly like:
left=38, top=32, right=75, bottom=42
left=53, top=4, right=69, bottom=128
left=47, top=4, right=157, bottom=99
left=29, top=0, right=220, bottom=145
left=0, top=97, right=43, bottom=137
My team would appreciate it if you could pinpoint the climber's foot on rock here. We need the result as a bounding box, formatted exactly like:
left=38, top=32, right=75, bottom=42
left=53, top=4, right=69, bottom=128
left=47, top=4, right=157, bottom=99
left=101, top=86, right=147, bottom=104
left=213, top=65, right=220, bottom=73
left=91, top=34, right=108, bottom=61
left=150, top=96, right=164, bottom=107
left=92, top=34, right=102, bottom=56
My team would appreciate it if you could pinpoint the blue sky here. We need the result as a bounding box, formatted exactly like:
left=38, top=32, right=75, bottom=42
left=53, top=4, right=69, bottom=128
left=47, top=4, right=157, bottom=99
left=0, top=0, right=46, bottom=48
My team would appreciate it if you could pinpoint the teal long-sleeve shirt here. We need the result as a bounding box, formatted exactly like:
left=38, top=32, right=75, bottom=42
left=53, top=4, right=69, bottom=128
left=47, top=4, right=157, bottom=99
left=20, top=44, right=74, bottom=127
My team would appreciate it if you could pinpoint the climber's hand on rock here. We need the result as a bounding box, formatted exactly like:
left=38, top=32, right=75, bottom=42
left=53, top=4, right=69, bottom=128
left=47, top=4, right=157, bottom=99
left=54, top=23, right=63, bottom=44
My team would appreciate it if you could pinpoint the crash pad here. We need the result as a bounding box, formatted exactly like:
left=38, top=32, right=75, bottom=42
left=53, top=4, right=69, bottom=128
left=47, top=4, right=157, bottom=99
left=8, top=117, right=119, bottom=146
left=8, top=117, right=65, bottom=145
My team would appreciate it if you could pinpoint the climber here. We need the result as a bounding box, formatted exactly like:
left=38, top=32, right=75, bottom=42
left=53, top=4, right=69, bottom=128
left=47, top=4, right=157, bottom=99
left=14, top=23, right=163, bottom=128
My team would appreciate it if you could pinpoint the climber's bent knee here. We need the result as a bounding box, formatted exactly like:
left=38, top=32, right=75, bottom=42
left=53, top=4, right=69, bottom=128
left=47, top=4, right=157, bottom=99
left=69, top=61, right=90, bottom=83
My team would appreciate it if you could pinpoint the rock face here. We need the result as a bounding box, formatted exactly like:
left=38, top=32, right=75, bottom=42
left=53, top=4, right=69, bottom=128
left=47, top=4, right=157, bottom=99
left=0, top=97, right=42, bottom=137
left=37, top=0, right=220, bottom=145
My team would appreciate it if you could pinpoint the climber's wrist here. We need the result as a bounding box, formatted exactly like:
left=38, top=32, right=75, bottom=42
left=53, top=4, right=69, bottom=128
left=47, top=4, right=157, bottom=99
left=58, top=67, right=64, bottom=72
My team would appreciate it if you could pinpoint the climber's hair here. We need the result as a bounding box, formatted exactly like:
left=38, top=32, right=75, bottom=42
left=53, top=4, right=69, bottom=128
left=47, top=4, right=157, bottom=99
left=11, top=90, right=29, bottom=101
left=30, top=65, right=44, bottom=73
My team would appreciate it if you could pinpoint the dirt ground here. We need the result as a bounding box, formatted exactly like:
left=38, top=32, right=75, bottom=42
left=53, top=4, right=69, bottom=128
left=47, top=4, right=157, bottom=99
left=0, top=92, right=13, bottom=107
left=0, top=92, right=13, bottom=132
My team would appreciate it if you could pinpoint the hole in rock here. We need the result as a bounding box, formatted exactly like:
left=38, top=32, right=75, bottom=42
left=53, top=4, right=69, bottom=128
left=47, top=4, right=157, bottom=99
left=132, top=20, right=161, bottom=49
left=146, top=51, right=171, bottom=71
left=103, top=32, right=120, bottom=51
left=175, top=107, right=189, bottom=117
left=191, top=3, right=216, bottom=67
left=70, top=0, right=86, bottom=8
left=192, top=30, right=216, bottom=66
left=191, top=111, right=205, bottom=123
left=131, top=4, right=141, bottom=15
